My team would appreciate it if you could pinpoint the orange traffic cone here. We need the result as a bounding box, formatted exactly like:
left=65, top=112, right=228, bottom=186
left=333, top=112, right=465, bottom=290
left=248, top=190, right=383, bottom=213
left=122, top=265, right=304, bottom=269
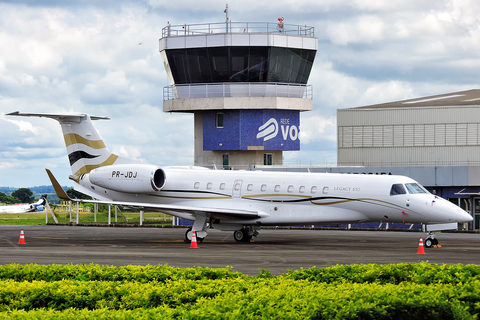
left=18, top=229, right=26, bottom=244
left=190, top=230, right=198, bottom=249
left=417, top=236, right=425, bottom=254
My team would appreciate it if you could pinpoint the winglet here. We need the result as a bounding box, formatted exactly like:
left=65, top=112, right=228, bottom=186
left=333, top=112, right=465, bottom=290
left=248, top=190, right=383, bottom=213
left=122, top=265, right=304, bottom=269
left=45, top=169, right=71, bottom=201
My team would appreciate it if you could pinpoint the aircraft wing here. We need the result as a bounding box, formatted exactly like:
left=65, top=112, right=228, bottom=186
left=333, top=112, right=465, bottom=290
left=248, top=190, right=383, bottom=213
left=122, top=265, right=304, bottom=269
left=46, top=169, right=263, bottom=220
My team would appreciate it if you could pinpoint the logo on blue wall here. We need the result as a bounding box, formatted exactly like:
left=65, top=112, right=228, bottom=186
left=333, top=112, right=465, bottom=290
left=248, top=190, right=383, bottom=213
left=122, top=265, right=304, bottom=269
left=257, top=118, right=299, bottom=142
left=203, top=110, right=300, bottom=151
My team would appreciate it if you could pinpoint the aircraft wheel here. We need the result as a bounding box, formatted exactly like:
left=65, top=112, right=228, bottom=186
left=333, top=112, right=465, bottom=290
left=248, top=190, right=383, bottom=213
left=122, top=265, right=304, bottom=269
left=184, top=227, right=192, bottom=243
left=197, top=237, right=204, bottom=243
left=433, top=238, right=439, bottom=245
left=424, top=238, right=433, bottom=248
left=233, top=229, right=245, bottom=242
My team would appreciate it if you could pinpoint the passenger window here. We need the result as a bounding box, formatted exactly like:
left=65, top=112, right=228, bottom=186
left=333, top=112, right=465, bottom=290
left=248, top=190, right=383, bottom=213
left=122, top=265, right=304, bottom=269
left=322, top=187, right=329, bottom=194
left=261, top=184, right=267, bottom=192
left=274, top=185, right=280, bottom=192
left=299, top=186, right=305, bottom=193
left=220, top=183, right=225, bottom=190
left=247, top=184, right=253, bottom=191
left=311, top=186, right=317, bottom=194
left=234, top=183, right=241, bottom=191
left=194, top=182, right=200, bottom=189
left=287, top=185, right=293, bottom=193
left=390, top=184, right=406, bottom=195
left=206, top=182, right=212, bottom=190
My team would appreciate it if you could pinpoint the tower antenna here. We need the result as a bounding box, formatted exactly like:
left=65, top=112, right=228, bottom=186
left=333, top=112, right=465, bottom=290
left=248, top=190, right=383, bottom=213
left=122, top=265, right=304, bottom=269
left=224, top=2, right=229, bottom=33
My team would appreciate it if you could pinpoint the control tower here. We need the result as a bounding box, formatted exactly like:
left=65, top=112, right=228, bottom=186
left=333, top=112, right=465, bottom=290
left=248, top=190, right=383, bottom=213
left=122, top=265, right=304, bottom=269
left=159, top=20, right=317, bottom=168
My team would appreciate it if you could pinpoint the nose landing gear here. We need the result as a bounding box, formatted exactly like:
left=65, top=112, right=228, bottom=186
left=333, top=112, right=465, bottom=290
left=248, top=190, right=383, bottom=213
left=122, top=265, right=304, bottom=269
left=424, top=232, right=439, bottom=248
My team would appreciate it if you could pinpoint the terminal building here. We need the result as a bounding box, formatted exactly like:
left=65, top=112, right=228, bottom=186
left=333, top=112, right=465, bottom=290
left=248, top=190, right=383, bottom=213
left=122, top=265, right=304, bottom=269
left=159, top=20, right=317, bottom=168
left=335, top=90, right=480, bottom=228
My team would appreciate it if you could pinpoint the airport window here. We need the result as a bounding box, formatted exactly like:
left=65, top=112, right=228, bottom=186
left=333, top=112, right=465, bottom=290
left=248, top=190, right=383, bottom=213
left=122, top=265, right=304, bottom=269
left=206, top=182, right=212, bottom=190
left=264, top=153, right=273, bottom=165
left=274, top=185, right=280, bottom=192
left=261, top=184, right=267, bottom=192
left=222, top=154, right=229, bottom=169
left=299, top=186, right=305, bottom=193
left=166, top=46, right=315, bottom=85
left=405, top=183, right=428, bottom=194
left=220, top=183, right=226, bottom=190
left=311, top=186, right=317, bottom=194
left=194, top=182, right=200, bottom=189
left=287, top=185, right=294, bottom=193
left=247, top=184, right=253, bottom=191
left=390, top=184, right=406, bottom=196
left=216, top=113, right=224, bottom=128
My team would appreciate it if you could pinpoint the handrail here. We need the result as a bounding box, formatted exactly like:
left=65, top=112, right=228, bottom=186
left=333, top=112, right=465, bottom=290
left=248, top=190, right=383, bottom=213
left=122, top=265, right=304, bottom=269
left=163, top=83, right=313, bottom=100
left=162, top=22, right=314, bottom=38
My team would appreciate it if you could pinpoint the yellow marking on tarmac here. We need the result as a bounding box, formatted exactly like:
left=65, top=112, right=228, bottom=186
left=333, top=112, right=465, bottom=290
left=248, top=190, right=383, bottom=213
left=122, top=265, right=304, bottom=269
left=32, top=237, right=69, bottom=240
left=146, top=240, right=187, bottom=243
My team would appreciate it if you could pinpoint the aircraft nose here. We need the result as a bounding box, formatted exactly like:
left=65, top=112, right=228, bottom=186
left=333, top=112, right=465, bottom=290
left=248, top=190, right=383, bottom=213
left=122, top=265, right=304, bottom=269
left=461, top=210, right=473, bottom=223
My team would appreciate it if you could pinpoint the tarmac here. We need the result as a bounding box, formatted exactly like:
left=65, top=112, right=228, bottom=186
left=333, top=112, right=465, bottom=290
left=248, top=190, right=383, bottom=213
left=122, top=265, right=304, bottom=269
left=0, top=225, right=479, bottom=275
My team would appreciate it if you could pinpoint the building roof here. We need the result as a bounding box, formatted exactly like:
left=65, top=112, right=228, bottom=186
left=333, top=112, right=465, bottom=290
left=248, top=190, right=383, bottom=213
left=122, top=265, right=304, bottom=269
left=351, top=89, right=480, bottom=109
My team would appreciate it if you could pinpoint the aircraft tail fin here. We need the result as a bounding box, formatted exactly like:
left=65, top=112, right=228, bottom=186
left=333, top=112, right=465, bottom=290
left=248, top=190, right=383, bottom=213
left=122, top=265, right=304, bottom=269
left=45, top=169, right=72, bottom=201
left=7, top=111, right=136, bottom=175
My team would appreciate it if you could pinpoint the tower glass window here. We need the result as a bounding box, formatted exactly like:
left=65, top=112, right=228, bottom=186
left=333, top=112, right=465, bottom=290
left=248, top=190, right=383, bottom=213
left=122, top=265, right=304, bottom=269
left=165, top=47, right=315, bottom=84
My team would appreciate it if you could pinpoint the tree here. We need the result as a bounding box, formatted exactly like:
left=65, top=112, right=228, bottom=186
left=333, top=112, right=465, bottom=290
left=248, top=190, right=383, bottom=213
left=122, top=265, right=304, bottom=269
left=11, top=188, right=34, bottom=204
left=0, top=192, right=21, bottom=204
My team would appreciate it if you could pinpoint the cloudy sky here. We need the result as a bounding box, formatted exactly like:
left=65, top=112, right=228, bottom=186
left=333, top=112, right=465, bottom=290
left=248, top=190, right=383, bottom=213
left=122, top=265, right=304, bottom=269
left=1, top=0, right=479, bottom=188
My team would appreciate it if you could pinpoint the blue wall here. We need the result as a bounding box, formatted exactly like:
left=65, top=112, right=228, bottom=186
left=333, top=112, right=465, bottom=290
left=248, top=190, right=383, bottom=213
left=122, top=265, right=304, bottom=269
left=203, top=110, right=300, bottom=151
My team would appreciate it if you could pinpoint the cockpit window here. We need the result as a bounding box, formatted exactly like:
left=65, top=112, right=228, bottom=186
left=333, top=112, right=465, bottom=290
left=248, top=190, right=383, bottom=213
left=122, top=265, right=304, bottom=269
left=390, top=184, right=406, bottom=196
left=405, top=183, right=428, bottom=194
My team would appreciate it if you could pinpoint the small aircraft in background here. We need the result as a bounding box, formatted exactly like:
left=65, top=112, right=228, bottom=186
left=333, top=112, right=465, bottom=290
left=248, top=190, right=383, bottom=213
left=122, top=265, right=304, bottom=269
left=7, top=111, right=473, bottom=247
left=0, top=195, right=47, bottom=214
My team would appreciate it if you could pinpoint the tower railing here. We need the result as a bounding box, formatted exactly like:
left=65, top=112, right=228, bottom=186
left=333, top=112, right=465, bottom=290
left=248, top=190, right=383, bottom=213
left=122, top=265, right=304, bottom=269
left=163, top=83, right=313, bottom=100
left=162, top=22, right=314, bottom=37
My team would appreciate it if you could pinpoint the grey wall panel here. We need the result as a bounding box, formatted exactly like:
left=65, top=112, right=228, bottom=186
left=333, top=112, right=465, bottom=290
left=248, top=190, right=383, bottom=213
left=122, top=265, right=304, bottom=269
left=452, top=166, right=469, bottom=186
left=436, top=166, right=453, bottom=186
left=408, top=167, right=436, bottom=186
left=467, top=166, right=480, bottom=185
left=338, top=106, right=480, bottom=126
left=339, top=146, right=480, bottom=167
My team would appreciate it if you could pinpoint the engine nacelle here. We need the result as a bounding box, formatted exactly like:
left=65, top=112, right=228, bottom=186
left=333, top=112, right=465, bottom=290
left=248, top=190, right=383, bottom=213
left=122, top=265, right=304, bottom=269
left=88, top=164, right=166, bottom=194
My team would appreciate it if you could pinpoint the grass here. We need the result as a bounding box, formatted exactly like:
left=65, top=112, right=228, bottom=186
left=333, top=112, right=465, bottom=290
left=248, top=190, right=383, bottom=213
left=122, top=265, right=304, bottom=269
left=0, top=211, right=174, bottom=226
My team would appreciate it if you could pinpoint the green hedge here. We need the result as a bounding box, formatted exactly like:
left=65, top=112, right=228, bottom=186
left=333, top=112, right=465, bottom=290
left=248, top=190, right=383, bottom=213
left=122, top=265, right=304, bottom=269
left=0, top=263, right=478, bottom=319
left=281, top=262, right=480, bottom=285
left=0, top=264, right=244, bottom=282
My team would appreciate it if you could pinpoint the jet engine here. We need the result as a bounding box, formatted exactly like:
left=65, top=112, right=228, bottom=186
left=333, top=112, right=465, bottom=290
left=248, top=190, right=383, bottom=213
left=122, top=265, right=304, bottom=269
left=88, top=164, right=166, bottom=193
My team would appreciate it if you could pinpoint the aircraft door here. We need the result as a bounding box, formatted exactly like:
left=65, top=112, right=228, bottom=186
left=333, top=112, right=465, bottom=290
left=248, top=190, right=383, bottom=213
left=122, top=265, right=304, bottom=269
left=232, top=180, right=243, bottom=198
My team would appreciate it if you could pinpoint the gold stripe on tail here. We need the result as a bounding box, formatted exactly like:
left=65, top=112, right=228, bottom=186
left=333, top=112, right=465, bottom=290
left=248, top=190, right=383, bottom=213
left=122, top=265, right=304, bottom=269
left=64, top=133, right=106, bottom=149
left=74, top=154, right=119, bottom=175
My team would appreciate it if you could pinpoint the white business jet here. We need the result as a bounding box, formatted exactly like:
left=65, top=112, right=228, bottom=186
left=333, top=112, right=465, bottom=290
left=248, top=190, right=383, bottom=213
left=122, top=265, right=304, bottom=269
left=0, top=195, right=46, bottom=214
left=7, top=111, right=473, bottom=247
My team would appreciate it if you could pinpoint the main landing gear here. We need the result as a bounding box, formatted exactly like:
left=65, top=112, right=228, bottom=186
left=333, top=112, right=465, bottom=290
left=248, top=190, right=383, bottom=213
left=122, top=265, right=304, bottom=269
left=233, top=226, right=258, bottom=243
left=184, top=227, right=205, bottom=243
left=424, top=232, right=439, bottom=248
